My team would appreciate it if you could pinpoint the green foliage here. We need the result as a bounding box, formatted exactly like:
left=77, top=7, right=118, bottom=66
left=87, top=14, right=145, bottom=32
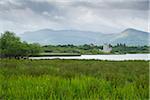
left=43, top=44, right=149, bottom=55
left=0, top=31, right=42, bottom=58
left=0, top=31, right=22, bottom=57
left=111, top=44, right=149, bottom=54
left=43, top=44, right=104, bottom=55
left=28, top=43, right=42, bottom=55
left=0, top=59, right=148, bottom=99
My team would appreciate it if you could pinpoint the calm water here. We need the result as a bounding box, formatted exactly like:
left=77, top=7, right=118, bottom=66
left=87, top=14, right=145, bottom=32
left=29, top=54, right=150, bottom=61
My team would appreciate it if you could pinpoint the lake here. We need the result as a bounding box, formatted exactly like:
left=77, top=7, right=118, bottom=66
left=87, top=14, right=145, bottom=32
left=29, top=54, right=150, bottom=61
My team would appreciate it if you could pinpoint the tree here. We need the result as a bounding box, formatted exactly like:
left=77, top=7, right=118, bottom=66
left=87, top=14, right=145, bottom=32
left=0, top=31, right=42, bottom=58
left=28, top=43, right=42, bottom=55
left=0, top=31, right=22, bottom=58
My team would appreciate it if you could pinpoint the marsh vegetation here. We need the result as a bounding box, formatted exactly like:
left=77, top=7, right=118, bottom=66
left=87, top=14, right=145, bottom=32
left=0, top=59, right=149, bottom=99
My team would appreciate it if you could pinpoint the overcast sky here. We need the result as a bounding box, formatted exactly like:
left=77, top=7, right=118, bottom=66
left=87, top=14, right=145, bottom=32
left=0, top=0, right=149, bottom=34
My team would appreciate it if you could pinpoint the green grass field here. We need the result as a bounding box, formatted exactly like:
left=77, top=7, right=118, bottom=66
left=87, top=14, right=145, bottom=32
left=0, top=59, right=149, bottom=99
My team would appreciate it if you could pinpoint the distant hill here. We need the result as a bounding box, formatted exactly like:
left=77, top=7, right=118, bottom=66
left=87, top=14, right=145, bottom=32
left=19, top=28, right=149, bottom=46
left=111, top=28, right=149, bottom=46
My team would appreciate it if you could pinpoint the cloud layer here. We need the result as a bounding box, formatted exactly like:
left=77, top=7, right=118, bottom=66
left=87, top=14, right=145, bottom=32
left=0, top=0, right=149, bottom=34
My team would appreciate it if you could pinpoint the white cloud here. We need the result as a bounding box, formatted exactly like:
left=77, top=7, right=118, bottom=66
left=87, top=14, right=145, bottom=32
left=0, top=0, right=149, bottom=34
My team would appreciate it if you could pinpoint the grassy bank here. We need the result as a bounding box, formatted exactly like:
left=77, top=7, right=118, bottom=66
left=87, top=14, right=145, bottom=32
left=29, top=53, right=81, bottom=57
left=0, top=59, right=149, bottom=99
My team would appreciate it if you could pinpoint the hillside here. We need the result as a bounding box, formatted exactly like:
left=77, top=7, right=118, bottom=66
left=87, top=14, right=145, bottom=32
left=19, top=28, right=149, bottom=46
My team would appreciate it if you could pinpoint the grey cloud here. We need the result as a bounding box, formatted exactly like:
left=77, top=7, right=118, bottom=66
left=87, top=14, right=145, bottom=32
left=0, top=0, right=67, bottom=23
left=21, top=0, right=69, bottom=23
left=72, top=0, right=149, bottom=11
left=0, top=0, right=65, bottom=16
left=106, top=0, right=149, bottom=11
left=0, top=0, right=149, bottom=33
left=0, top=0, right=23, bottom=11
left=1, top=0, right=149, bottom=11
left=22, top=1, right=57, bottom=14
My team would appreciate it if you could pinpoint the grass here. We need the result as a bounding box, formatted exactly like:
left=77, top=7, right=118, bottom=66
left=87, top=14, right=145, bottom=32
left=0, top=59, right=149, bottom=99
left=30, top=53, right=81, bottom=57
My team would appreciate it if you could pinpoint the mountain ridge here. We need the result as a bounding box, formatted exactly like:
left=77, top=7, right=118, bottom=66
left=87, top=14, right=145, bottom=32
left=19, top=28, right=149, bottom=46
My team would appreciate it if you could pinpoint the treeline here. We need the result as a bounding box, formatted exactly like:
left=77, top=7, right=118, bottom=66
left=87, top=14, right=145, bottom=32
left=112, top=43, right=149, bottom=54
left=43, top=44, right=149, bottom=54
left=0, top=31, right=42, bottom=58
left=43, top=44, right=104, bottom=54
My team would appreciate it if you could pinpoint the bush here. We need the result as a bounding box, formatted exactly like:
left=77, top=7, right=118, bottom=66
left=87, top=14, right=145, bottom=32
left=0, top=31, right=42, bottom=58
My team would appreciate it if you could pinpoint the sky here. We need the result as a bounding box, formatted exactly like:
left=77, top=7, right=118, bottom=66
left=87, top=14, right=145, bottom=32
left=0, top=0, right=149, bottom=34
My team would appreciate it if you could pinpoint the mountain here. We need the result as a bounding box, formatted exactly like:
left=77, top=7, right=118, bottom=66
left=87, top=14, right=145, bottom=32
left=19, top=28, right=149, bottom=46
left=111, top=28, right=149, bottom=46
left=19, top=29, right=106, bottom=45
